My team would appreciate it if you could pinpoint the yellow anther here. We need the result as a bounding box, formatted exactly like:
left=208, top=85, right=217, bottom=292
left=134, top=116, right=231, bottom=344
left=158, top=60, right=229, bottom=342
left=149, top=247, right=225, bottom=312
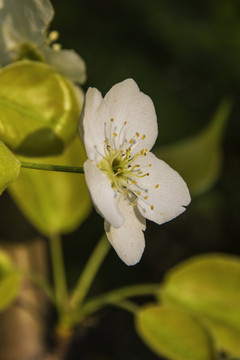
left=122, top=189, right=127, bottom=195
left=131, top=180, right=137, bottom=184
left=136, top=132, right=140, bottom=137
left=142, top=134, right=146, bottom=140
left=113, top=133, right=118, bottom=137
left=124, top=121, right=127, bottom=125
left=139, top=171, right=143, bottom=175
left=136, top=191, right=141, bottom=195
left=129, top=138, right=134, bottom=144
left=144, top=196, right=148, bottom=200
left=132, top=202, right=137, bottom=206
left=49, top=30, right=59, bottom=42
left=110, top=118, right=114, bottom=122
left=149, top=164, right=152, bottom=167
left=155, top=184, right=159, bottom=189
left=151, top=205, right=154, bottom=210
left=146, top=173, right=149, bottom=176
left=145, top=149, right=148, bottom=152
left=52, top=43, right=62, bottom=51
left=104, top=139, right=108, bottom=143
left=120, top=150, right=124, bottom=153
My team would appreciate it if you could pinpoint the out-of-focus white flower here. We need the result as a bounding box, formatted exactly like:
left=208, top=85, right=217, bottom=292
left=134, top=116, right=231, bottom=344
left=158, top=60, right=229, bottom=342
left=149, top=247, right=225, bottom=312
left=80, top=79, right=191, bottom=266
left=0, top=0, right=86, bottom=83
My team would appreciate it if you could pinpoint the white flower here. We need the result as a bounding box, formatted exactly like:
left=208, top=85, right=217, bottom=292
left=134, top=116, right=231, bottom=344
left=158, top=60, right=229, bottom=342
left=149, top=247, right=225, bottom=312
left=80, top=79, right=191, bottom=266
left=0, top=0, right=86, bottom=83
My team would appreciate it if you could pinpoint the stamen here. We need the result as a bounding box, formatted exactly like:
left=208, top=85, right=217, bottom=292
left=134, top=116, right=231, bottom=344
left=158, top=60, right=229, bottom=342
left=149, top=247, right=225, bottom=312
left=149, top=164, right=152, bottom=167
left=155, top=184, right=159, bottom=189
left=136, top=132, right=140, bottom=137
left=110, top=118, right=114, bottom=122
left=113, top=133, right=118, bottom=137
left=151, top=205, right=154, bottom=210
left=142, top=134, right=146, bottom=140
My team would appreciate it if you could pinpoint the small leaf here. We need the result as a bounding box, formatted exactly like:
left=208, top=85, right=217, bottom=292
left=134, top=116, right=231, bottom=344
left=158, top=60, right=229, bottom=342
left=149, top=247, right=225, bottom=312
left=9, top=136, right=91, bottom=235
left=0, top=141, right=20, bottom=195
left=136, top=305, right=215, bottom=360
left=155, top=99, right=232, bottom=196
left=0, top=272, right=22, bottom=312
left=0, top=248, right=22, bottom=312
left=0, top=61, right=80, bottom=156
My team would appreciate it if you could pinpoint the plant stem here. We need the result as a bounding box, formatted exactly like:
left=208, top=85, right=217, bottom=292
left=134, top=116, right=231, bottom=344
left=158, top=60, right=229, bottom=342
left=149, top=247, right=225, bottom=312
left=69, top=235, right=110, bottom=309
left=20, top=161, right=84, bottom=174
left=74, top=283, right=159, bottom=321
left=49, top=234, right=68, bottom=313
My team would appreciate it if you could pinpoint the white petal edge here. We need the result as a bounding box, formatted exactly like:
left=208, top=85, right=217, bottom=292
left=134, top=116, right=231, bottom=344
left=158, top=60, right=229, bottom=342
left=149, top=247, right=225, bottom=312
left=80, top=87, right=110, bottom=161
left=104, top=79, right=158, bottom=154
left=39, top=45, right=87, bottom=84
left=104, top=196, right=146, bottom=266
left=84, top=159, right=124, bottom=228
left=135, top=152, right=191, bottom=225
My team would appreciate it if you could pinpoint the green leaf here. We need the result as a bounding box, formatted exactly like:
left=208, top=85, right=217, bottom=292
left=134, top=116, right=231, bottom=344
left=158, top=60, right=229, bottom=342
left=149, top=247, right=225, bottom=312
left=203, top=318, right=240, bottom=358
left=135, top=305, right=215, bottom=360
left=9, top=136, right=91, bottom=235
left=0, top=141, right=20, bottom=195
left=161, top=254, right=240, bottom=330
left=0, top=61, right=80, bottom=156
left=154, top=99, right=232, bottom=196
left=160, top=254, right=240, bottom=356
left=0, top=272, right=22, bottom=312
left=0, top=248, right=22, bottom=312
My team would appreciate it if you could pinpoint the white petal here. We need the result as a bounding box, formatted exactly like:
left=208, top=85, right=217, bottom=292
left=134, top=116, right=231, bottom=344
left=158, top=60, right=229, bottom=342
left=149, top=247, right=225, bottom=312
left=134, top=152, right=191, bottom=225
left=84, top=159, right=124, bottom=228
left=104, top=79, right=158, bottom=154
left=39, top=45, right=87, bottom=84
left=0, top=0, right=54, bottom=64
left=80, top=87, right=110, bottom=160
left=105, top=196, right=146, bottom=266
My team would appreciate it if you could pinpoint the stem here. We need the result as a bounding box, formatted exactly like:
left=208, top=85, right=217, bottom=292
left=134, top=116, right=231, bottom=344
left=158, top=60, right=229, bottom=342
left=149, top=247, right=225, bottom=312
left=20, top=161, right=84, bottom=174
left=49, top=234, right=68, bottom=313
left=69, top=235, right=110, bottom=309
left=74, top=283, right=159, bottom=321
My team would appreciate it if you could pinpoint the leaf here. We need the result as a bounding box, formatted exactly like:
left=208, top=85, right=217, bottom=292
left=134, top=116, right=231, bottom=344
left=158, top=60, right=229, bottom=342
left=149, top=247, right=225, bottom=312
left=136, top=305, right=215, bottom=360
left=203, top=318, right=240, bottom=358
left=9, top=136, right=91, bottom=236
left=161, top=254, right=240, bottom=330
left=154, top=99, right=232, bottom=196
left=0, top=61, right=80, bottom=156
left=0, top=272, right=22, bottom=312
left=0, top=141, right=20, bottom=195
left=0, top=248, right=22, bottom=312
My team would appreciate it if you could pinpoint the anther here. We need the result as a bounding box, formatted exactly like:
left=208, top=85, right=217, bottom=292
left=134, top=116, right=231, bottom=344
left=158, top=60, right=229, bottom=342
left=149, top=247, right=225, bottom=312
left=151, top=205, right=154, bottom=210
left=131, top=180, right=137, bottom=184
left=144, top=196, right=148, bottom=200
left=124, top=121, right=127, bottom=125
left=110, top=118, right=114, bottom=122
left=142, top=134, right=146, bottom=140
left=149, top=164, right=152, bottom=167
left=155, top=184, right=159, bottom=189
left=136, top=132, right=140, bottom=137
left=129, top=138, right=134, bottom=144
left=113, top=133, right=117, bottom=137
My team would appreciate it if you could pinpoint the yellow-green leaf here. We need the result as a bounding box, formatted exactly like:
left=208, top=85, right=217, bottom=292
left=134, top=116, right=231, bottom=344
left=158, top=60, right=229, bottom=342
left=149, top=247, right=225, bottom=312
left=161, top=253, right=240, bottom=355
left=161, top=254, right=240, bottom=331
left=155, top=99, right=232, bottom=196
left=0, top=61, right=80, bottom=156
left=0, top=141, right=20, bottom=195
left=136, top=305, right=215, bottom=360
left=9, top=136, right=91, bottom=235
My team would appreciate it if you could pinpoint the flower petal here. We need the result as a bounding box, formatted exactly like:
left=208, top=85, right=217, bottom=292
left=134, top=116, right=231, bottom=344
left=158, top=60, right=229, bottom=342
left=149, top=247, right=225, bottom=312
left=134, top=152, right=191, bottom=225
left=80, top=87, right=111, bottom=160
left=84, top=159, right=124, bottom=228
left=104, top=79, right=158, bottom=154
left=105, top=196, right=146, bottom=266
left=39, top=45, right=86, bottom=84
left=0, top=0, right=54, bottom=64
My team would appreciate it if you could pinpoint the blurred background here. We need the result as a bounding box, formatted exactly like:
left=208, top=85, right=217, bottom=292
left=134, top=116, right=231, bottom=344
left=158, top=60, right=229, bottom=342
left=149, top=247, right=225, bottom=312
left=1, top=0, right=240, bottom=359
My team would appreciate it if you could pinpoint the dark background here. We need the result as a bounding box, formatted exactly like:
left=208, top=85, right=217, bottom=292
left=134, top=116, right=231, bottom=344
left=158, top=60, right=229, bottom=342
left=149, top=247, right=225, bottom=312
left=1, top=0, right=240, bottom=359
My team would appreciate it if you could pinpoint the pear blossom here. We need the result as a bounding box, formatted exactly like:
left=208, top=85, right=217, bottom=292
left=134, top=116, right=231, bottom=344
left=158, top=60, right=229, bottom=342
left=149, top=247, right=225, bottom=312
left=0, top=0, right=86, bottom=83
left=80, top=79, right=191, bottom=266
